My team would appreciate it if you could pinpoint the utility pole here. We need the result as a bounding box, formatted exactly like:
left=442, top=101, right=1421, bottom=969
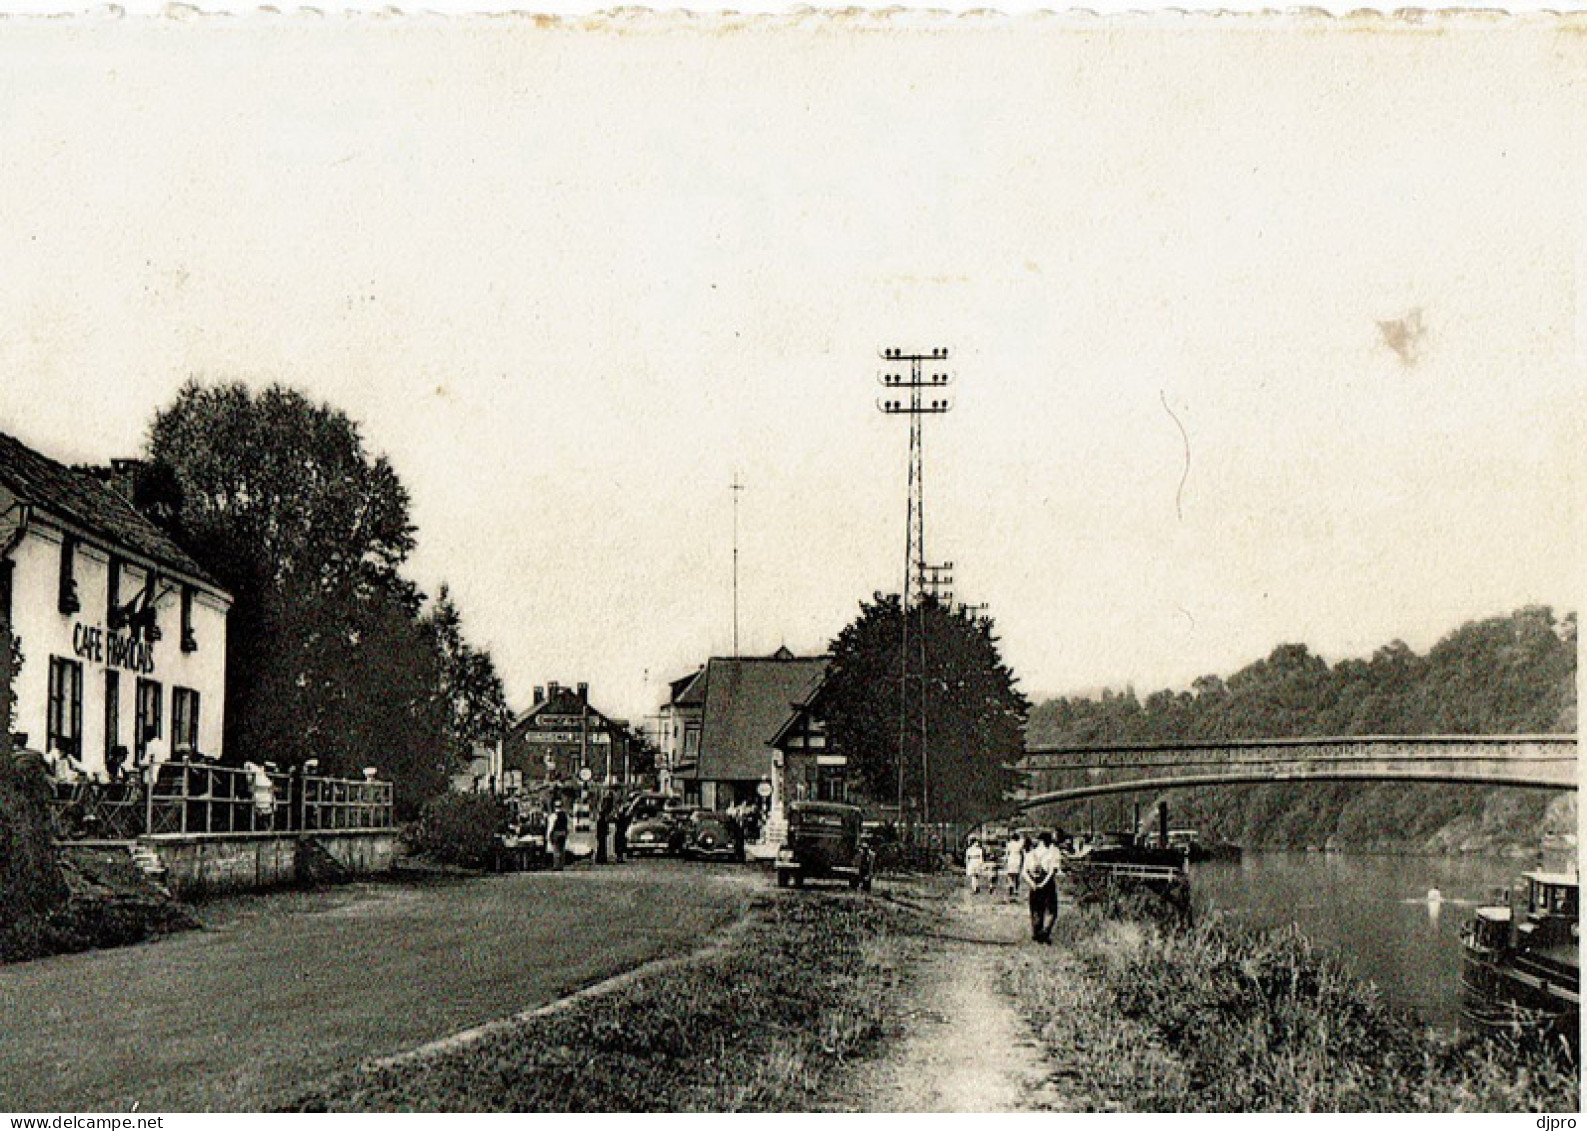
left=731, top=472, right=744, bottom=658
left=876, top=347, right=954, bottom=823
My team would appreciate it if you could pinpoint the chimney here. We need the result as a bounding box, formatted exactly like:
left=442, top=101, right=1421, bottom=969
left=548, top=681, right=560, bottom=699
left=576, top=682, right=588, bottom=703
left=533, top=686, right=545, bottom=706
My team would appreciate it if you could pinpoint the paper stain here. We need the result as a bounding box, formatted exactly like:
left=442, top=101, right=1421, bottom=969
left=1377, top=308, right=1426, bottom=367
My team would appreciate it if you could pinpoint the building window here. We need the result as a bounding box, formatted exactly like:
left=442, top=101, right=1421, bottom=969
left=47, top=656, right=83, bottom=759
left=57, top=536, right=80, bottom=615
left=136, top=677, right=162, bottom=762
left=104, top=670, right=120, bottom=766
left=134, top=574, right=161, bottom=643
left=683, top=726, right=700, bottom=759
left=172, top=687, right=200, bottom=754
left=180, top=586, right=197, bottom=652
left=106, top=556, right=123, bottom=628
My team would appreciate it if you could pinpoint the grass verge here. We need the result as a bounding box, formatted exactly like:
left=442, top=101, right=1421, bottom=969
left=285, top=887, right=926, bottom=1112
left=1003, top=900, right=1579, bottom=1112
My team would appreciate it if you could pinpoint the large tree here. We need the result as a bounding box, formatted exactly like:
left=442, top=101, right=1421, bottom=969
left=146, top=381, right=484, bottom=813
left=823, top=593, right=1028, bottom=823
left=418, top=586, right=509, bottom=765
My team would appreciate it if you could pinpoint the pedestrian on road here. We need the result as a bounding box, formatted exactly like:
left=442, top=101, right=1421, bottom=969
left=1022, top=830, right=1060, bottom=944
left=548, top=799, right=570, bottom=871
left=964, top=836, right=986, bottom=895
left=1003, top=833, right=1025, bottom=902
left=614, top=798, right=630, bottom=863
left=595, top=791, right=613, bottom=865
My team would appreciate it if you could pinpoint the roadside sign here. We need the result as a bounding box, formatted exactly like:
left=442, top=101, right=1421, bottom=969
left=756, top=781, right=772, bottom=798
left=578, top=767, right=594, bottom=783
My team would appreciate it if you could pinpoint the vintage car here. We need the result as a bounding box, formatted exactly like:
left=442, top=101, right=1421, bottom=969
left=680, top=809, right=746, bottom=862
left=776, top=800, right=873, bottom=890
left=622, top=792, right=688, bottom=857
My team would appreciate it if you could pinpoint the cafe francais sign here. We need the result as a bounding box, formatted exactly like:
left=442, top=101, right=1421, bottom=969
left=72, top=622, right=157, bottom=675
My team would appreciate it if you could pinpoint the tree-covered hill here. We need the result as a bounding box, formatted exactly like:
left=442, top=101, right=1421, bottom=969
left=1024, top=607, right=1576, bottom=855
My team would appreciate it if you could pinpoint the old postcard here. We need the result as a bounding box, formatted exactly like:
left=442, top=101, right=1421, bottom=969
left=0, top=6, right=1581, bottom=1118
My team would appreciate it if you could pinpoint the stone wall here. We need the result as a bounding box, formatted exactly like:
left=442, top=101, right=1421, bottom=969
left=145, top=830, right=398, bottom=898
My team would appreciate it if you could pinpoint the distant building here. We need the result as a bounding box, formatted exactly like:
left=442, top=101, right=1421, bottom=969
left=666, top=648, right=830, bottom=828
left=504, top=681, right=636, bottom=790
left=769, top=674, right=848, bottom=804
left=449, top=740, right=503, bottom=794
left=0, top=433, right=232, bottom=779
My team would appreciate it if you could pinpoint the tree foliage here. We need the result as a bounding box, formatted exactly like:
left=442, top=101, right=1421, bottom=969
left=146, top=380, right=505, bottom=814
left=824, top=593, right=1028, bottom=823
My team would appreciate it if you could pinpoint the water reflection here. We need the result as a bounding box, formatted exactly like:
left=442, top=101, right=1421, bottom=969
left=1194, top=851, right=1527, bottom=1029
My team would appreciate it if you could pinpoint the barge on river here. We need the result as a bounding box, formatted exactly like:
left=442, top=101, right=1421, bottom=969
left=1460, top=871, right=1579, bottom=1044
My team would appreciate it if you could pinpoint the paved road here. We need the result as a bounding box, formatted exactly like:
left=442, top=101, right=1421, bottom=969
left=0, top=862, right=755, bottom=1112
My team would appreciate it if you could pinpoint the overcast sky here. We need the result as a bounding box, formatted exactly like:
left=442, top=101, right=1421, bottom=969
left=0, top=15, right=1580, bottom=725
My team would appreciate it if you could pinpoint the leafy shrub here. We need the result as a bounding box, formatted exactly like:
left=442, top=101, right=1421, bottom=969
left=406, top=792, right=508, bottom=869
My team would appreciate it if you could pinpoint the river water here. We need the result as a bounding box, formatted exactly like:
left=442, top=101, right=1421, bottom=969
left=1193, top=851, right=1530, bottom=1029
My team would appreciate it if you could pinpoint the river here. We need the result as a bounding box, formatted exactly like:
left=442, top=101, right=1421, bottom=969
left=1193, top=851, right=1532, bottom=1029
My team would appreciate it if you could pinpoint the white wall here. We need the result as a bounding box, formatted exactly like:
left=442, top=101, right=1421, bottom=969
left=7, top=516, right=229, bottom=776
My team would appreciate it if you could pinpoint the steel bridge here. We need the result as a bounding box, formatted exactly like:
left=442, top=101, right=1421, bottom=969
left=1015, top=734, right=1578, bottom=811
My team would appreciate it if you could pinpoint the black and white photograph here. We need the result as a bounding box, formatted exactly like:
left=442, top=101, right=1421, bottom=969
left=0, top=6, right=1581, bottom=1116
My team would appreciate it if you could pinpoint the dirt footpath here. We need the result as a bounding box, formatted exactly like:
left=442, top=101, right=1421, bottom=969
left=837, top=887, right=1067, bottom=1113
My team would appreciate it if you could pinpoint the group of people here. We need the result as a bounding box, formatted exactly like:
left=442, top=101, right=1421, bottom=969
left=964, top=829, right=1067, bottom=944
left=534, top=791, right=635, bottom=871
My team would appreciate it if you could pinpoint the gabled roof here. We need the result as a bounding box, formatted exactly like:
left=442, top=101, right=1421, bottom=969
left=669, top=667, right=707, bottom=708
left=769, top=672, right=829, bottom=749
left=0, top=430, right=223, bottom=592
left=688, top=653, right=827, bottom=782
left=510, top=686, right=623, bottom=733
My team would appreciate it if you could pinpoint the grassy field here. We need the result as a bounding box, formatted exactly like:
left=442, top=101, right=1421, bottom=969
left=1002, top=898, right=1580, bottom=1112
left=287, top=888, right=929, bottom=1112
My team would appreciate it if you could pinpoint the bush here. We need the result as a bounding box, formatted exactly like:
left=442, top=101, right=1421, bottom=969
left=0, top=754, right=69, bottom=961
left=407, top=792, right=508, bottom=869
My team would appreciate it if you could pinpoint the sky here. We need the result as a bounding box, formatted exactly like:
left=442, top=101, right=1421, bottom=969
left=0, top=14, right=1581, bottom=727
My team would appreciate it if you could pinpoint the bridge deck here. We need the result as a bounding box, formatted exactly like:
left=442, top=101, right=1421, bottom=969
left=1016, top=734, right=1577, bottom=809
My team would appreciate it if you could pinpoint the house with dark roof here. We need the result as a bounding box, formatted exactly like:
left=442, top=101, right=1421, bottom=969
left=502, top=680, right=637, bottom=792
left=666, top=648, right=829, bottom=829
left=0, top=431, right=232, bottom=779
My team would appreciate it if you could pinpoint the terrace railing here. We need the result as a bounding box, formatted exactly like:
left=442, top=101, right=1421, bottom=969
left=50, top=761, right=394, bottom=841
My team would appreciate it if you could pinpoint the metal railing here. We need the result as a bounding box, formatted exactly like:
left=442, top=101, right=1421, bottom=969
left=50, top=762, right=394, bottom=841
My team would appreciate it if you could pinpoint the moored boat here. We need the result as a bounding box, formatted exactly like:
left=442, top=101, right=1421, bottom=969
left=1460, top=871, right=1579, bottom=1045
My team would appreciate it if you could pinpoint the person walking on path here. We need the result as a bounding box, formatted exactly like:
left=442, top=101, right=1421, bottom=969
left=964, top=836, right=986, bottom=895
left=1021, top=831, right=1060, bottom=944
left=547, top=799, right=570, bottom=871
left=1003, top=833, right=1024, bottom=902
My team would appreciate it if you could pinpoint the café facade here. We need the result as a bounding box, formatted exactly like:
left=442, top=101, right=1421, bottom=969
left=0, top=431, right=231, bottom=779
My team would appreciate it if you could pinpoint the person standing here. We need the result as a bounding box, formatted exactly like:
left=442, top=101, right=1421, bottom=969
left=548, top=799, right=570, bottom=871
left=1022, top=830, right=1060, bottom=944
left=595, top=790, right=613, bottom=865
left=1003, top=833, right=1025, bottom=902
left=613, top=796, right=630, bottom=863
left=964, top=836, right=986, bottom=895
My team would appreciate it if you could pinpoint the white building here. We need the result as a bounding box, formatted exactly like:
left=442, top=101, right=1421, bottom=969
left=1, top=433, right=231, bottom=779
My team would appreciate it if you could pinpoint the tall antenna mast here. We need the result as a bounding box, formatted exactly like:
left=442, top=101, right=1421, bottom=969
left=876, top=347, right=954, bottom=821
left=731, top=472, right=744, bottom=658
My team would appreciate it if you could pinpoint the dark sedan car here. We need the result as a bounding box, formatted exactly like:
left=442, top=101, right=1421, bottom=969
left=680, top=809, right=745, bottom=862
left=623, top=793, right=688, bottom=857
